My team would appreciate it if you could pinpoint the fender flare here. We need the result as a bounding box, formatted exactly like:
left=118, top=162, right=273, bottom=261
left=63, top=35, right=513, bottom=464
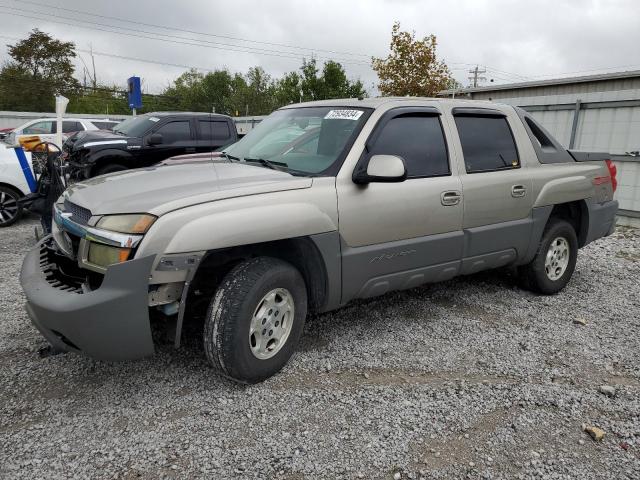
left=86, top=148, right=133, bottom=169
left=533, top=175, right=594, bottom=208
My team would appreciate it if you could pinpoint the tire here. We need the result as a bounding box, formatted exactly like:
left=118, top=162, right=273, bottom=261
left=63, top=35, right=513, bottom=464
left=204, top=257, right=308, bottom=384
left=0, top=186, right=23, bottom=227
left=519, top=218, right=578, bottom=295
left=94, top=163, right=127, bottom=177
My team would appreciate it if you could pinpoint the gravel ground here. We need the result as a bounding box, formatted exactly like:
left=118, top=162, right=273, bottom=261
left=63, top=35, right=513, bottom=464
left=1, top=217, right=639, bottom=480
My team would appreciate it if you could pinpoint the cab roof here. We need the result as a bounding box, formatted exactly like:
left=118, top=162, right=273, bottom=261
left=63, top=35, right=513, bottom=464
left=142, top=111, right=231, bottom=118
left=280, top=96, right=503, bottom=110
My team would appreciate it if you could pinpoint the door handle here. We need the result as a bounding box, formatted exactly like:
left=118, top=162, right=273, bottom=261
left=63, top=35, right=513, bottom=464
left=441, top=190, right=462, bottom=206
left=511, top=185, right=527, bottom=198
left=185, top=147, right=196, bottom=153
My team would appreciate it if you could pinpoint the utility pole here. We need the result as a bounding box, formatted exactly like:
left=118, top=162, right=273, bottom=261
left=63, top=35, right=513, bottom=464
left=468, top=65, right=487, bottom=88
left=90, top=43, right=97, bottom=88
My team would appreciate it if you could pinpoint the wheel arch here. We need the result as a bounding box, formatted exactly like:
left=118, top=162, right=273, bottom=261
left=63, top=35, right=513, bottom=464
left=549, top=199, right=589, bottom=247
left=87, top=149, right=133, bottom=176
left=188, top=233, right=340, bottom=318
left=521, top=199, right=590, bottom=265
left=0, top=181, right=27, bottom=197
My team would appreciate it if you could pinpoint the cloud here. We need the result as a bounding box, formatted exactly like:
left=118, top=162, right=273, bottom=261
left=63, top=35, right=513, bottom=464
left=0, top=0, right=638, bottom=94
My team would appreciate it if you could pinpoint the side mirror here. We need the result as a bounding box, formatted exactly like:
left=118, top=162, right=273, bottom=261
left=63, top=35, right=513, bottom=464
left=148, top=133, right=163, bottom=145
left=353, top=154, right=407, bottom=184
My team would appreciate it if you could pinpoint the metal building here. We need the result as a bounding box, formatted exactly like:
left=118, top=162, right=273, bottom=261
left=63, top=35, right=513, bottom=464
left=440, top=70, right=640, bottom=224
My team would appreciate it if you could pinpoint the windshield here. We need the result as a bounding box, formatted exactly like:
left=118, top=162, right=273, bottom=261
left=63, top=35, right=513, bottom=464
left=113, top=116, right=159, bottom=137
left=225, top=107, right=370, bottom=175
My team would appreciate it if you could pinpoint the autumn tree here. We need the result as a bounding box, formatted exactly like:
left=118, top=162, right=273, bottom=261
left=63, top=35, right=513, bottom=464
left=0, top=29, right=80, bottom=111
left=372, top=22, right=452, bottom=97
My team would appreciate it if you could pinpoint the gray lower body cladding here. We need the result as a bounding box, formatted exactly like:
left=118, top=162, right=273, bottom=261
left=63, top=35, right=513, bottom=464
left=338, top=199, right=618, bottom=304
left=585, top=199, right=618, bottom=244
left=20, top=238, right=156, bottom=361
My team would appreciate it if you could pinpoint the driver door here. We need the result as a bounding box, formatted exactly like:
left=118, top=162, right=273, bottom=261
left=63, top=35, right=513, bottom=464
left=145, top=119, right=195, bottom=164
left=336, top=107, right=464, bottom=302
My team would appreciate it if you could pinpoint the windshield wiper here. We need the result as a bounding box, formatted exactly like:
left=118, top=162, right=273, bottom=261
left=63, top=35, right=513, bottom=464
left=220, top=151, right=241, bottom=161
left=243, top=157, right=289, bottom=171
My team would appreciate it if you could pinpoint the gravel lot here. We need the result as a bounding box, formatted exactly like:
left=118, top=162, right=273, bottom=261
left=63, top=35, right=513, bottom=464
left=1, top=217, right=639, bottom=479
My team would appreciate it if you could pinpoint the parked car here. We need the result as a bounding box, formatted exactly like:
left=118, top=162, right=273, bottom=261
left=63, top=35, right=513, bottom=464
left=21, top=98, right=618, bottom=383
left=3, top=118, right=120, bottom=148
left=0, top=127, right=13, bottom=141
left=0, top=143, right=33, bottom=227
left=62, top=112, right=238, bottom=178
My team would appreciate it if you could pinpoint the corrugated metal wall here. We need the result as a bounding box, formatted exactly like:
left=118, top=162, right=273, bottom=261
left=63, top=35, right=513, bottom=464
left=470, top=76, right=640, bottom=219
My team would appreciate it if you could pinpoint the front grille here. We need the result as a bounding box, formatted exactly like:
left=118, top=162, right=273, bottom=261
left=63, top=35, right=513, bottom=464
left=64, top=199, right=92, bottom=225
left=39, top=242, right=86, bottom=294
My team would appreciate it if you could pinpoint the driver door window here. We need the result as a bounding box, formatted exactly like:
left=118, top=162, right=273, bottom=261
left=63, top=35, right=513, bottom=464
left=368, top=115, right=450, bottom=178
left=155, top=121, right=192, bottom=144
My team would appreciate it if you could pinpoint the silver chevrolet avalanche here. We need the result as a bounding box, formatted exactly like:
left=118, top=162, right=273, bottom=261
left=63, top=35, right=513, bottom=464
left=20, top=98, right=619, bottom=383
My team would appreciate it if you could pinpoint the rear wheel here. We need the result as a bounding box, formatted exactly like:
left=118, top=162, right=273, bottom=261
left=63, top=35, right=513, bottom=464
left=519, top=218, right=578, bottom=294
left=0, top=186, right=22, bottom=227
left=203, top=257, right=307, bottom=383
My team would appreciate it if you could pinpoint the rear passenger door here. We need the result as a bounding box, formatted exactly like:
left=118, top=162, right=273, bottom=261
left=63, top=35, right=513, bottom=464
left=450, top=108, right=534, bottom=272
left=338, top=107, right=464, bottom=301
left=196, top=118, right=233, bottom=152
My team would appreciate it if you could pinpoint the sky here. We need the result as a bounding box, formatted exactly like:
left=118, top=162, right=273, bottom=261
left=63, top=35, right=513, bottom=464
left=0, top=0, right=638, bottom=95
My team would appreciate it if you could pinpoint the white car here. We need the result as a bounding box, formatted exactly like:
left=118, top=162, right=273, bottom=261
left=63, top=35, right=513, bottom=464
left=0, top=143, right=33, bottom=227
left=3, top=117, right=120, bottom=147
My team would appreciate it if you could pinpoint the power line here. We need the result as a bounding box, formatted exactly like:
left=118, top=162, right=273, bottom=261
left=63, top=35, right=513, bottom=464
left=14, top=0, right=373, bottom=60
left=0, top=3, right=373, bottom=66
left=0, top=8, right=372, bottom=67
left=0, top=34, right=240, bottom=74
left=0, top=72, right=184, bottom=100
left=0, top=6, right=372, bottom=66
left=482, top=66, right=530, bottom=81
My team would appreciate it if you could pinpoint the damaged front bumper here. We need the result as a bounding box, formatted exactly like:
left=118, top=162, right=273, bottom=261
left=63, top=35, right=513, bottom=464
left=20, top=237, right=156, bottom=361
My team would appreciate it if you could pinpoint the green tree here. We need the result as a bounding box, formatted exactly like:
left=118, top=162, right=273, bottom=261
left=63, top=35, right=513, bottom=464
left=372, top=22, right=452, bottom=97
left=321, top=60, right=366, bottom=99
left=275, top=58, right=366, bottom=104
left=66, top=85, right=129, bottom=115
left=162, top=69, right=206, bottom=111
left=0, top=29, right=80, bottom=111
left=273, top=71, right=302, bottom=106
left=201, top=70, right=234, bottom=114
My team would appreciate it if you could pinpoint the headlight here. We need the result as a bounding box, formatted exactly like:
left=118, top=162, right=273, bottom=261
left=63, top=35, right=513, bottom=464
left=96, top=214, right=156, bottom=234
left=87, top=243, right=132, bottom=267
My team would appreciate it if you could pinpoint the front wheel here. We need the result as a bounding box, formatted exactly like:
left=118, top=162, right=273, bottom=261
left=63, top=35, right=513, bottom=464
left=0, top=186, right=22, bottom=227
left=203, top=257, right=307, bottom=384
left=519, top=218, right=578, bottom=294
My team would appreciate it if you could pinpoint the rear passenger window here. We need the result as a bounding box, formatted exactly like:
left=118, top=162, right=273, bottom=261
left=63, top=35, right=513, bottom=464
left=369, top=115, right=449, bottom=178
left=524, top=117, right=555, bottom=151
left=61, top=121, right=83, bottom=133
left=199, top=120, right=231, bottom=141
left=454, top=116, right=519, bottom=173
left=156, top=121, right=192, bottom=143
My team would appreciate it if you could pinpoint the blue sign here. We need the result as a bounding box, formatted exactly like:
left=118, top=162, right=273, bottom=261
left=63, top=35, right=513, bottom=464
left=127, top=76, right=142, bottom=109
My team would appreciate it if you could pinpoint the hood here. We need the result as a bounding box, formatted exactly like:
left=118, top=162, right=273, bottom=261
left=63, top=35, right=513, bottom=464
left=64, top=161, right=312, bottom=216
left=67, top=129, right=133, bottom=150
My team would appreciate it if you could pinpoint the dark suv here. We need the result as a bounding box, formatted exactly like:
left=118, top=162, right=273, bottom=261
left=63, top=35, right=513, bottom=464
left=63, top=112, right=237, bottom=178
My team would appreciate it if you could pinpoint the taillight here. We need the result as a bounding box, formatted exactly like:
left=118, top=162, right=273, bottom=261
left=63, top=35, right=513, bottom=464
left=605, top=159, right=617, bottom=192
